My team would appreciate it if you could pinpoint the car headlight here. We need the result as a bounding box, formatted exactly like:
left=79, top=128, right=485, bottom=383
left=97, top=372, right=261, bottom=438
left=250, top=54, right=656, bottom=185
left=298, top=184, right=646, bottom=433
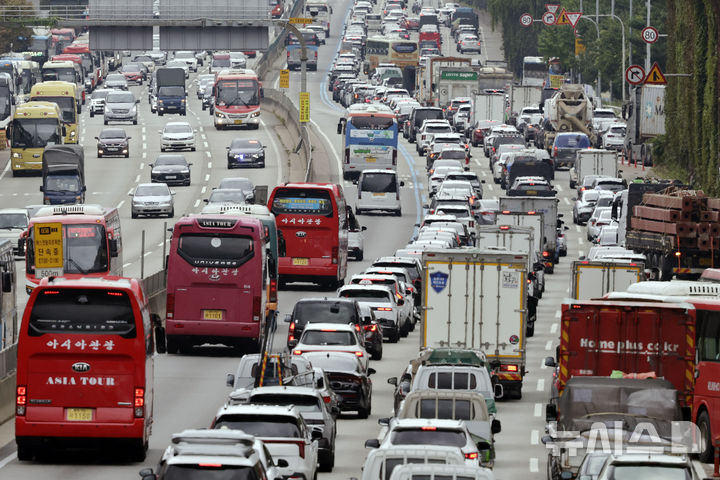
left=250, top=111, right=260, bottom=118
left=130, top=106, right=136, bottom=113
left=180, top=169, right=189, bottom=173
left=216, top=112, right=226, bottom=118
left=69, top=130, right=77, bottom=137
left=158, top=99, right=164, bottom=104
left=181, top=99, right=186, bottom=104
left=12, top=152, right=21, bottom=158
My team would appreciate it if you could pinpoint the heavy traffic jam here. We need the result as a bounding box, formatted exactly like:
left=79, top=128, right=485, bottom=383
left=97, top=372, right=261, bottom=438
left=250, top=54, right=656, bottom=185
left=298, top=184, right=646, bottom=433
left=0, top=0, right=718, bottom=480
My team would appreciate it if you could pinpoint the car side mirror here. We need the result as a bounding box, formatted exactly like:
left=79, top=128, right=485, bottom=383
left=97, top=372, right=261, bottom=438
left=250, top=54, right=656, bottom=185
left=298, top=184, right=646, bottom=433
left=368, top=368, right=376, bottom=375
left=139, top=468, right=157, bottom=480
left=546, top=403, right=558, bottom=422
left=361, top=226, right=367, bottom=231
left=364, top=439, right=380, bottom=448
left=311, top=429, right=323, bottom=440
left=400, top=181, right=405, bottom=187
left=491, top=419, right=501, bottom=434
left=226, top=373, right=235, bottom=387
left=94, top=136, right=99, bottom=140
left=170, top=191, right=176, bottom=196
left=154, top=325, right=167, bottom=353
left=276, top=459, right=289, bottom=468
left=288, top=338, right=298, bottom=348
left=544, top=356, right=556, bottom=367
left=387, top=377, right=398, bottom=386
left=284, top=314, right=292, bottom=323
left=39, top=186, right=44, bottom=192
left=157, top=130, right=162, bottom=134
left=476, top=440, right=490, bottom=451
left=493, top=382, right=504, bottom=399
left=564, top=225, right=569, bottom=231
left=203, top=199, right=209, bottom=203
left=396, top=298, right=404, bottom=306
left=378, top=417, right=390, bottom=426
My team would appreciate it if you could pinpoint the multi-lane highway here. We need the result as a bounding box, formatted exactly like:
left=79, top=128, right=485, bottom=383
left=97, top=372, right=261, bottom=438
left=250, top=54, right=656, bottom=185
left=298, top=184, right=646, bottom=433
left=0, top=2, right=658, bottom=478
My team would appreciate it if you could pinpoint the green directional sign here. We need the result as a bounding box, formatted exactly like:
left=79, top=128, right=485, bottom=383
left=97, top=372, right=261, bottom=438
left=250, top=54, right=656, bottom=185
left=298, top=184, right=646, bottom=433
left=440, top=71, right=478, bottom=81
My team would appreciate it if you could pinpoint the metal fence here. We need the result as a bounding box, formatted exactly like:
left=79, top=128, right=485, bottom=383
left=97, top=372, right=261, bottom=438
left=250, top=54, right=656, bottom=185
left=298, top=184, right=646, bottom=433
left=141, top=269, right=167, bottom=300
left=0, top=343, right=17, bottom=380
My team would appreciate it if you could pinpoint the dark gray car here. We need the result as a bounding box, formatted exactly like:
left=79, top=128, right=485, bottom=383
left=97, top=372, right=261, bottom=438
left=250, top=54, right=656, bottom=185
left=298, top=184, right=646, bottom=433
left=226, top=138, right=266, bottom=168
left=551, top=132, right=591, bottom=169
left=96, top=128, right=130, bottom=158
left=150, top=154, right=192, bottom=185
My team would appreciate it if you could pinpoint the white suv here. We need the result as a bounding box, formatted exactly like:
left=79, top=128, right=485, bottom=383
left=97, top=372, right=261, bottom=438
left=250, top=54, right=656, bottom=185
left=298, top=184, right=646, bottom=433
left=416, top=120, right=453, bottom=155
left=212, top=404, right=320, bottom=480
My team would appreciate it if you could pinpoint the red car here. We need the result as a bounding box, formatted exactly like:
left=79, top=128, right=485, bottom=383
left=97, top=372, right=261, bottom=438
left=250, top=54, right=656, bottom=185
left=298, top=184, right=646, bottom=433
left=271, top=0, right=284, bottom=18
left=121, top=65, right=143, bottom=84
left=419, top=25, right=441, bottom=48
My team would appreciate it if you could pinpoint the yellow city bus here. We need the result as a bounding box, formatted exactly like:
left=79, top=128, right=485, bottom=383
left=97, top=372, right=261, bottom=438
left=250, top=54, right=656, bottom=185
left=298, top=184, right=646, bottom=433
left=30, top=81, right=80, bottom=144
left=7, top=101, right=64, bottom=176
left=365, top=36, right=419, bottom=77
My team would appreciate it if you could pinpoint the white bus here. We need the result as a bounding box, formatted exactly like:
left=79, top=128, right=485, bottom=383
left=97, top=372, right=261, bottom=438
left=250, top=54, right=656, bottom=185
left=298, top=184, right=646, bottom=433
left=522, top=56, right=546, bottom=87
left=305, top=0, right=332, bottom=37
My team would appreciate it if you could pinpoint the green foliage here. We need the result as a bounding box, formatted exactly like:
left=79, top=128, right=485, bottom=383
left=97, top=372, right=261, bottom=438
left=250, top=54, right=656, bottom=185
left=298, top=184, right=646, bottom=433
left=486, top=0, right=541, bottom=78
left=0, top=0, right=34, bottom=53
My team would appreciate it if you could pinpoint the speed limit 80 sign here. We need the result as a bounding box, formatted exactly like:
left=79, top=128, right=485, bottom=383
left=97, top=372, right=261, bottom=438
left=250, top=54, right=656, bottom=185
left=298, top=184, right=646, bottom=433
left=642, top=26, right=659, bottom=44
left=519, top=13, right=533, bottom=27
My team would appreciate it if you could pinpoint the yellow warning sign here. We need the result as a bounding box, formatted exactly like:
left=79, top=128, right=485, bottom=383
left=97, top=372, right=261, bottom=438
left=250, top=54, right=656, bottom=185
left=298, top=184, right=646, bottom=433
left=555, top=8, right=571, bottom=25
left=279, top=69, right=290, bottom=89
left=644, top=62, right=667, bottom=85
left=575, top=38, right=586, bottom=55
left=299, top=91, right=310, bottom=123
left=34, top=222, right=64, bottom=277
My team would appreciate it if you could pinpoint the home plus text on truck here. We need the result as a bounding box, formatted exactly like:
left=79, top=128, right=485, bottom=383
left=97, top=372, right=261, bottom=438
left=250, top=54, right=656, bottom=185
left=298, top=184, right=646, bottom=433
left=421, top=249, right=529, bottom=399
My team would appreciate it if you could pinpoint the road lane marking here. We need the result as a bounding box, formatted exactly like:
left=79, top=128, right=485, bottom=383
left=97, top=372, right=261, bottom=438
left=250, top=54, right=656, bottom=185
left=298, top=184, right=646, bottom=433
left=555, top=184, right=562, bottom=192
left=555, top=310, right=561, bottom=318
left=203, top=141, right=209, bottom=148
left=157, top=242, right=163, bottom=247
left=123, top=262, right=132, bottom=268
left=139, top=162, right=144, bottom=169
left=575, top=225, right=581, bottom=232
left=144, top=252, right=151, bottom=257
left=204, top=174, right=210, bottom=182
left=550, top=322, right=558, bottom=334
left=540, top=359, right=548, bottom=369
left=531, top=430, right=539, bottom=445
left=194, top=199, right=200, bottom=208
left=537, top=378, right=545, bottom=391
left=201, top=186, right=207, bottom=194
left=142, top=152, right=147, bottom=159
left=578, top=238, right=585, bottom=245
left=529, top=458, right=539, bottom=473
left=534, top=403, right=542, bottom=417
left=564, top=197, right=570, bottom=205
left=0, top=158, right=10, bottom=181
left=545, top=340, right=553, bottom=351
left=135, top=174, right=140, bottom=182
left=127, top=188, right=133, bottom=194
left=0, top=452, right=16, bottom=468
left=205, top=151, right=211, bottom=158
left=116, top=200, right=125, bottom=209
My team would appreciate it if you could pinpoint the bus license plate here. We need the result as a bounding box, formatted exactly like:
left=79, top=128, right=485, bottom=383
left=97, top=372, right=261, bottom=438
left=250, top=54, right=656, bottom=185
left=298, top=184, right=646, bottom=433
left=292, top=258, right=309, bottom=265
left=66, top=408, right=93, bottom=421
left=372, top=193, right=385, bottom=197
left=234, top=119, right=243, bottom=125
left=365, top=157, right=376, bottom=163
left=203, top=309, right=224, bottom=320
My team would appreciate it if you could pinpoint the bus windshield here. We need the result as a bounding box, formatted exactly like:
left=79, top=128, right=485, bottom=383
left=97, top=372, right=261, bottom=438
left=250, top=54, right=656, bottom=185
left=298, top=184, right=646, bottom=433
left=177, top=233, right=254, bottom=268
left=350, top=116, right=394, bottom=130
left=28, top=288, right=136, bottom=337
left=216, top=80, right=259, bottom=107
left=271, top=190, right=333, bottom=215
left=11, top=118, right=61, bottom=148
left=33, top=95, right=76, bottom=123
left=43, top=68, right=75, bottom=83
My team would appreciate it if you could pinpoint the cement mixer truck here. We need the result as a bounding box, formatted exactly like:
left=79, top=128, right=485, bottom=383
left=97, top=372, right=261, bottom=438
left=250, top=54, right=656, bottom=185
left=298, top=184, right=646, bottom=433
left=538, top=84, right=595, bottom=153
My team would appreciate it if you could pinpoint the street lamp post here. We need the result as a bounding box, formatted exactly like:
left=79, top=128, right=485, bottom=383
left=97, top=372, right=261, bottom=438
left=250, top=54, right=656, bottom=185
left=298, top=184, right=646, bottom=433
left=579, top=16, right=601, bottom=99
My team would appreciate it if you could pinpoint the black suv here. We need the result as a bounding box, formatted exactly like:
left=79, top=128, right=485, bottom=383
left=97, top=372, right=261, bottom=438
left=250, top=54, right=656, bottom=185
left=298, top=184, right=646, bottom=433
left=284, top=298, right=363, bottom=349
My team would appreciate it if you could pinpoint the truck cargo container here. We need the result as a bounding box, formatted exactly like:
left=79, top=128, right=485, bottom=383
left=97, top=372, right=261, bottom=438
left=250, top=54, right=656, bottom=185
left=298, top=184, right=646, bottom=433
left=622, top=85, right=665, bottom=166
left=498, top=196, right=559, bottom=272
left=570, top=260, right=644, bottom=300
left=568, top=149, right=618, bottom=190
left=421, top=249, right=528, bottom=398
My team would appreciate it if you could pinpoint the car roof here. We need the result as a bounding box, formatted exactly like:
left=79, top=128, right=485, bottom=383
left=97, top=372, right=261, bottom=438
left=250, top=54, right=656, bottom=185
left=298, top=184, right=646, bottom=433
left=302, top=322, right=356, bottom=332
left=390, top=418, right=466, bottom=429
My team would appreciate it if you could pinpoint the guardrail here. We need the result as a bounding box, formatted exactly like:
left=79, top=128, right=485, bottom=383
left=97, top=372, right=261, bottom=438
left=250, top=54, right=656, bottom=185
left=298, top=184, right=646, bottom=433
left=141, top=269, right=166, bottom=300
left=261, top=88, right=312, bottom=179
left=0, top=343, right=17, bottom=381
left=0, top=6, right=270, bottom=21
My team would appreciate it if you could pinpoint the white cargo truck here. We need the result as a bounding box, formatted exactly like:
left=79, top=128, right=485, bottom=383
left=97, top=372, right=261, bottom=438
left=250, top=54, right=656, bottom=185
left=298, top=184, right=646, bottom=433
left=507, top=85, right=542, bottom=121
left=568, top=149, right=619, bottom=189
left=570, top=260, right=645, bottom=300
left=421, top=249, right=528, bottom=399
left=622, top=84, right=665, bottom=166
left=498, top=197, right=559, bottom=273
left=470, top=92, right=505, bottom=125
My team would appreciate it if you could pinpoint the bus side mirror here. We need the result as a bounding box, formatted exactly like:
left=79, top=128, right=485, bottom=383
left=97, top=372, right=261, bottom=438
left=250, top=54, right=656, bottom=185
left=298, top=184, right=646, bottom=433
left=17, top=238, right=25, bottom=256
left=1, top=271, right=12, bottom=293
left=139, top=468, right=157, bottom=480
left=109, top=238, right=119, bottom=257
left=546, top=403, right=558, bottom=422
left=77, top=103, right=81, bottom=114
left=337, top=121, right=342, bottom=135
left=226, top=373, right=235, bottom=387
left=259, top=87, right=264, bottom=98
left=209, top=104, right=214, bottom=115
left=278, top=230, right=287, bottom=257
left=62, top=125, right=67, bottom=136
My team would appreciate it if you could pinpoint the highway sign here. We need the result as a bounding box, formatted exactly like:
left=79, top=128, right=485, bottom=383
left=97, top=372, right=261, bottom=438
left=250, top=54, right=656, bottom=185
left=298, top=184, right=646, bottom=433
left=625, top=65, right=646, bottom=85
left=34, top=222, right=63, bottom=278
left=279, top=69, right=289, bottom=89
left=289, top=17, right=314, bottom=24
left=545, top=4, right=560, bottom=13
left=299, top=91, right=310, bottom=122
left=555, top=8, right=570, bottom=26
left=642, top=26, right=659, bottom=44
left=519, top=13, right=533, bottom=27
left=565, top=12, right=582, bottom=28
left=542, top=12, right=556, bottom=26
left=644, top=62, right=667, bottom=85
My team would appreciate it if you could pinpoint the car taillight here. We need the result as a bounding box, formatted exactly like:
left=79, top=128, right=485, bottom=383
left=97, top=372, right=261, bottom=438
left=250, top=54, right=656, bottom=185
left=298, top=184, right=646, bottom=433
left=166, top=293, right=175, bottom=318
left=364, top=324, right=377, bottom=332
left=542, top=251, right=550, bottom=258
left=253, top=296, right=261, bottom=321
left=16, top=386, right=26, bottom=416
left=288, top=320, right=295, bottom=342
left=322, top=395, right=331, bottom=403
left=376, top=307, right=392, bottom=311
left=553, top=146, right=558, bottom=156
left=477, top=42, right=482, bottom=46
left=293, top=349, right=303, bottom=355
left=355, top=351, right=364, bottom=357
left=331, top=246, right=338, bottom=264
left=500, top=364, right=519, bottom=372
left=465, top=452, right=479, bottom=460
left=134, top=388, right=145, bottom=417
left=269, top=278, right=277, bottom=303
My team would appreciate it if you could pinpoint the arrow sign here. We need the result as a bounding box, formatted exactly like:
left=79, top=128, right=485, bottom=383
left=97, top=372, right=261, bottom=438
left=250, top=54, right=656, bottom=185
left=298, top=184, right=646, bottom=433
left=642, top=26, right=659, bottom=44
left=555, top=8, right=571, bottom=25
left=542, top=11, right=556, bottom=26
left=644, top=62, right=667, bottom=85
left=625, top=65, right=646, bottom=85
left=565, top=12, right=582, bottom=28
left=545, top=4, right=560, bottom=13
left=519, top=13, right=533, bottom=27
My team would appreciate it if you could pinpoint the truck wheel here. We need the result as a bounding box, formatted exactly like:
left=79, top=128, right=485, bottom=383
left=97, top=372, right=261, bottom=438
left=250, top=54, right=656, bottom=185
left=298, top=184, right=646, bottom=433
left=390, top=331, right=400, bottom=343
left=698, top=410, right=713, bottom=462
left=90, top=111, right=94, bottom=118
left=356, top=250, right=364, bottom=261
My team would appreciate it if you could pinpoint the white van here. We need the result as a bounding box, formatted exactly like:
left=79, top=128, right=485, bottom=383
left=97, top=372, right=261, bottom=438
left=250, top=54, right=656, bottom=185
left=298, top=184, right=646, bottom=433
left=356, top=169, right=403, bottom=216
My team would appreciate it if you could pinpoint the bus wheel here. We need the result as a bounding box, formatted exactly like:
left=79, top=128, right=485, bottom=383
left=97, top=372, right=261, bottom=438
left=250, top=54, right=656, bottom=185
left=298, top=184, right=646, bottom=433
left=16, top=444, right=34, bottom=461
left=130, top=439, right=147, bottom=462
left=166, top=335, right=180, bottom=354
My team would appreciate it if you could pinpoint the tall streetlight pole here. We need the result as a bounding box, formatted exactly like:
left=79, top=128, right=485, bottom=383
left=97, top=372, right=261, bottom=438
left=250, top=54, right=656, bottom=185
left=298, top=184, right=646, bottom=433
left=593, top=14, right=627, bottom=102
left=579, top=16, right=601, bottom=98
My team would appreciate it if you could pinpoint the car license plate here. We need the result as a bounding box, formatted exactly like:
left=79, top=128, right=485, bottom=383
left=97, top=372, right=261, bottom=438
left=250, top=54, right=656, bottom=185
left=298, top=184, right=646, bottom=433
left=203, top=309, right=224, bottom=320
left=365, top=157, right=376, bottom=163
left=234, top=119, right=243, bottom=125
left=372, top=192, right=385, bottom=197
left=165, top=175, right=176, bottom=179
left=292, top=257, right=309, bottom=265
left=66, top=408, right=93, bottom=421
left=527, top=190, right=537, bottom=195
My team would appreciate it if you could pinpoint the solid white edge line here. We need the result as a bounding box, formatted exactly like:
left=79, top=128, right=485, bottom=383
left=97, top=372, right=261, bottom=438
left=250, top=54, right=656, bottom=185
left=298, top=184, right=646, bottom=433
left=0, top=452, right=16, bottom=468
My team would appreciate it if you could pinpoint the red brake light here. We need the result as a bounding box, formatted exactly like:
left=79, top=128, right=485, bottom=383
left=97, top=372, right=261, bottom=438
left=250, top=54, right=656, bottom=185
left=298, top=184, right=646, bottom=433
left=501, top=364, right=519, bottom=372
left=16, top=385, right=26, bottom=416
left=376, top=307, right=392, bottom=311
left=252, top=296, right=261, bottom=322
left=499, top=225, right=510, bottom=230
left=421, top=426, right=437, bottom=431
left=542, top=251, right=550, bottom=258
left=364, top=324, right=378, bottom=332
left=166, top=292, right=175, bottom=318
left=527, top=211, right=536, bottom=215
left=355, top=351, right=364, bottom=357
left=465, top=452, right=479, bottom=460
left=321, top=329, right=338, bottom=332
left=293, top=349, right=303, bottom=355
left=199, top=464, right=223, bottom=468
left=43, top=290, right=60, bottom=295
left=323, top=395, right=331, bottom=403
left=107, top=291, right=122, bottom=296
left=270, top=279, right=278, bottom=303
left=134, top=387, right=145, bottom=417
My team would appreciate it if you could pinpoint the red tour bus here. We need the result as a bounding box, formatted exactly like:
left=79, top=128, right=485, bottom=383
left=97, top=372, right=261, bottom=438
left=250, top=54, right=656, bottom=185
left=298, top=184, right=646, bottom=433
left=63, top=43, right=102, bottom=88
left=268, top=182, right=348, bottom=288
left=165, top=214, right=269, bottom=354
left=212, top=68, right=262, bottom=130
left=23, top=205, right=123, bottom=294
left=15, top=276, right=166, bottom=461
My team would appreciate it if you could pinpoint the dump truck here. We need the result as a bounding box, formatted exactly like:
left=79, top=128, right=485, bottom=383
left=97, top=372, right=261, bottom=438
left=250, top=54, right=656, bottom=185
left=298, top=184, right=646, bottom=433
left=498, top=196, right=559, bottom=272
left=623, top=186, right=720, bottom=280
left=421, top=249, right=529, bottom=399
left=622, top=85, right=665, bottom=166
left=568, top=148, right=618, bottom=189
left=570, top=259, right=644, bottom=300
left=540, top=84, right=595, bottom=152
left=39, top=144, right=85, bottom=205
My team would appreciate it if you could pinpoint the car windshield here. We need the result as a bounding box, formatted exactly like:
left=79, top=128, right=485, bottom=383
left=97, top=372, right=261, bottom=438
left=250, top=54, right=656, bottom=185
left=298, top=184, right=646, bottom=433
left=556, top=134, right=590, bottom=148
left=301, top=330, right=355, bottom=346
left=136, top=185, right=169, bottom=196
left=231, top=139, right=262, bottom=149
left=0, top=213, right=27, bottom=229
left=91, top=90, right=110, bottom=99
left=213, top=415, right=301, bottom=437
left=106, top=92, right=134, bottom=103
left=174, top=51, right=194, bottom=59
left=339, top=289, right=390, bottom=301
left=123, top=65, right=141, bottom=73
left=250, top=394, right=322, bottom=413
left=164, top=124, right=192, bottom=134
left=390, top=429, right=466, bottom=447
left=440, top=150, right=466, bottom=159
left=156, top=157, right=187, bottom=166
left=608, top=466, right=691, bottom=480
left=99, top=129, right=126, bottom=139
left=293, top=302, right=358, bottom=325
left=158, top=86, right=185, bottom=97
left=209, top=190, right=246, bottom=203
